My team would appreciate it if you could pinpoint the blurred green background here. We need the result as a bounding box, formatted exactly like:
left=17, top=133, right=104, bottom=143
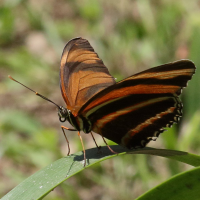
left=0, top=0, right=200, bottom=199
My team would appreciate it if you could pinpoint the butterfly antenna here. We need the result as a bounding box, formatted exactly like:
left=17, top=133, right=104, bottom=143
left=8, top=75, right=60, bottom=109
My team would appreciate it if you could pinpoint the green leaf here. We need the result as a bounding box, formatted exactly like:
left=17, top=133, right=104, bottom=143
left=2, top=146, right=200, bottom=200
left=136, top=166, right=200, bottom=200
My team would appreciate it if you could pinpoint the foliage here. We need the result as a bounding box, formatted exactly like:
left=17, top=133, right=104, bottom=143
left=2, top=146, right=200, bottom=200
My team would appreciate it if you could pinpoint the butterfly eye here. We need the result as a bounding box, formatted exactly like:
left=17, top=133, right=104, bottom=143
left=58, top=106, right=69, bottom=122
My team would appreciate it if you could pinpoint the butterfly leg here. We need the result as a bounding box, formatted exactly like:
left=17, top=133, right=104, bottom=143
left=101, top=136, right=118, bottom=154
left=61, top=126, right=77, bottom=156
left=77, top=131, right=86, bottom=167
left=90, top=132, right=101, bottom=151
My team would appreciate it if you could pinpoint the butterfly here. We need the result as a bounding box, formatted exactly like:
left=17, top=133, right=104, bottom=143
left=9, top=37, right=195, bottom=165
left=58, top=37, right=195, bottom=150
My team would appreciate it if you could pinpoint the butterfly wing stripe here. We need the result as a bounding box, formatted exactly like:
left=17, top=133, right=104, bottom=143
left=91, top=96, right=173, bottom=130
left=84, top=96, right=124, bottom=118
left=132, top=60, right=195, bottom=74
left=120, top=106, right=176, bottom=146
left=60, top=38, right=78, bottom=106
left=79, top=74, right=115, bottom=90
left=124, top=110, right=180, bottom=148
left=85, top=93, right=175, bottom=122
left=81, top=83, right=181, bottom=116
left=123, top=68, right=194, bottom=81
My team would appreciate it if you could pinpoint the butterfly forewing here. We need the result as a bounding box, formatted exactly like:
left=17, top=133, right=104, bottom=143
left=78, top=60, right=195, bottom=148
left=60, top=38, right=116, bottom=115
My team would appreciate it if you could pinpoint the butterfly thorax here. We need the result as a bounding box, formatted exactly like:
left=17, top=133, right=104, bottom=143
left=77, top=115, right=92, bottom=133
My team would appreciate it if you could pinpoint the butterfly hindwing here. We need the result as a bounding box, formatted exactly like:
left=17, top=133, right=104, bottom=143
left=78, top=60, right=195, bottom=148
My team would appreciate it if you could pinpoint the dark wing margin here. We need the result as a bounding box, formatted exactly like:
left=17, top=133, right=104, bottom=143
left=60, top=37, right=116, bottom=116
left=79, top=60, right=195, bottom=148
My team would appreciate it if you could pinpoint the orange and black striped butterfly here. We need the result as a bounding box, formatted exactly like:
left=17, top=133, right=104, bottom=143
left=58, top=37, right=195, bottom=150
left=9, top=37, right=195, bottom=165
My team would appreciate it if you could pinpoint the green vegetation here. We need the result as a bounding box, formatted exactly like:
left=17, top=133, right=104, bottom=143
left=0, top=0, right=200, bottom=199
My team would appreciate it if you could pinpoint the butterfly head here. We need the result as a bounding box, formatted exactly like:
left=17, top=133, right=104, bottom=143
left=58, top=106, right=70, bottom=122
